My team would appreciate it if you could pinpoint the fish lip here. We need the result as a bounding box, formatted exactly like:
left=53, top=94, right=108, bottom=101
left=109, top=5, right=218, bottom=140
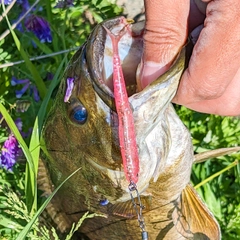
left=85, top=16, right=144, bottom=109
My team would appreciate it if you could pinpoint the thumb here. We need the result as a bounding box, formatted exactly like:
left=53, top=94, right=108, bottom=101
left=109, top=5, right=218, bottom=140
left=137, top=0, right=190, bottom=90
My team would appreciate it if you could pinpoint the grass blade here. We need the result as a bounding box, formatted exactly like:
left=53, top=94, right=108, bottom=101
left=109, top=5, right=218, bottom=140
left=194, top=160, right=239, bottom=189
left=25, top=55, right=67, bottom=214
left=16, top=168, right=81, bottom=240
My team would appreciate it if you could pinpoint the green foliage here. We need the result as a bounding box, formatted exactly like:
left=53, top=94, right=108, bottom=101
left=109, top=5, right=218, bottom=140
left=1, top=0, right=240, bottom=239
left=176, top=105, right=240, bottom=239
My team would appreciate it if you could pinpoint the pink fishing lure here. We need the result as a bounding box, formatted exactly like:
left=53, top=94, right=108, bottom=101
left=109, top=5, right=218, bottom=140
left=104, top=22, right=139, bottom=184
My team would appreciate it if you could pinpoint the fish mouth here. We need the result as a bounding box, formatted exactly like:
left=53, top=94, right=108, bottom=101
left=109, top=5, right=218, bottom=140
left=86, top=17, right=144, bottom=107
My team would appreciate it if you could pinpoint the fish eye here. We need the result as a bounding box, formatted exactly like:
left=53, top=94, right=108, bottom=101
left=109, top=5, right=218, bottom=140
left=70, top=105, right=88, bottom=124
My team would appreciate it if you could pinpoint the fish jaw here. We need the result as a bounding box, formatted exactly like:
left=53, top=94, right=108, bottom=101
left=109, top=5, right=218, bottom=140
left=135, top=33, right=192, bottom=202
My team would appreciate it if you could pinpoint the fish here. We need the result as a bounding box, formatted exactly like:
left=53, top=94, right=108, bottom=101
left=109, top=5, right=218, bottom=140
left=38, top=16, right=238, bottom=239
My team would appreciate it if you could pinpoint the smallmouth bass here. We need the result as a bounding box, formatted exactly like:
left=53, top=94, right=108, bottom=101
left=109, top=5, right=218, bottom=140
left=38, top=16, right=231, bottom=239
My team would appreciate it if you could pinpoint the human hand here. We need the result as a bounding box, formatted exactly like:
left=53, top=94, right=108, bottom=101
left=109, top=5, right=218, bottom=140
left=139, top=0, right=240, bottom=116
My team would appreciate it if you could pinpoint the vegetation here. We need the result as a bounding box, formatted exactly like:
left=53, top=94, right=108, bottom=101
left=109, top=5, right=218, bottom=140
left=0, top=0, right=240, bottom=239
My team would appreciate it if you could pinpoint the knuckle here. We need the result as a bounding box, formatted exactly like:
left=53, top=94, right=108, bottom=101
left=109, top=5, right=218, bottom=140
left=144, top=25, right=185, bottom=47
left=185, top=71, right=226, bottom=101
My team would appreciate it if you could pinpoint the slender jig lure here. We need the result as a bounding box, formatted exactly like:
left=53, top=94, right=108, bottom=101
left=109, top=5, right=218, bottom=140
left=104, top=23, right=139, bottom=184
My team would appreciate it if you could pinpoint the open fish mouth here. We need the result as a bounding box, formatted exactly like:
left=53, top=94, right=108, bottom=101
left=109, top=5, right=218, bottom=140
left=43, top=16, right=192, bottom=202
left=86, top=17, right=144, bottom=104
left=78, top=17, right=191, bottom=197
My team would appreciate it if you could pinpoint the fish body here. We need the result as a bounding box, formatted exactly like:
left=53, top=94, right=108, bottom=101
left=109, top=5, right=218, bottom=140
left=39, top=17, right=220, bottom=239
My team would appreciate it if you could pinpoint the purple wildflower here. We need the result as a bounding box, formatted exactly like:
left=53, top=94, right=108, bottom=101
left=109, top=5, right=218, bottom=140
left=0, top=135, right=22, bottom=171
left=55, top=0, right=74, bottom=8
left=2, top=0, right=23, bottom=4
left=16, top=117, right=32, bottom=138
left=2, top=0, right=13, bottom=4
left=15, top=118, right=23, bottom=131
left=0, top=118, right=23, bottom=172
left=2, top=0, right=28, bottom=7
left=11, top=77, right=29, bottom=86
left=11, top=77, right=40, bottom=102
left=15, top=81, right=31, bottom=98
left=64, top=77, right=75, bottom=102
left=25, top=15, right=52, bottom=43
left=46, top=72, right=54, bottom=81
left=13, top=0, right=52, bottom=44
left=20, top=0, right=30, bottom=11
left=21, top=127, right=32, bottom=138
left=29, top=85, right=40, bottom=102
left=14, top=118, right=31, bottom=138
left=11, top=77, right=30, bottom=98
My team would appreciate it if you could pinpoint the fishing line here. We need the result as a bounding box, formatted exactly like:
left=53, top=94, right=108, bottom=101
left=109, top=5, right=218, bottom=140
left=129, top=181, right=148, bottom=240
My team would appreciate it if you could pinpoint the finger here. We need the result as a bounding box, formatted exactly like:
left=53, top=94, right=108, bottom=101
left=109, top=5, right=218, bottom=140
left=173, top=0, right=240, bottom=110
left=137, top=0, right=190, bottom=89
left=179, top=67, right=240, bottom=116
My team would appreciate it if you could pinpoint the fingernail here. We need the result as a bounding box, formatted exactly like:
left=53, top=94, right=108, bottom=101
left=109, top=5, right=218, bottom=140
left=137, top=60, right=170, bottom=90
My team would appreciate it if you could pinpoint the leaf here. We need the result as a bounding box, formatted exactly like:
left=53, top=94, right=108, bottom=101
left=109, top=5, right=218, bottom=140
left=0, top=215, right=22, bottom=232
left=25, top=55, right=67, bottom=214
left=202, top=184, right=222, bottom=221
